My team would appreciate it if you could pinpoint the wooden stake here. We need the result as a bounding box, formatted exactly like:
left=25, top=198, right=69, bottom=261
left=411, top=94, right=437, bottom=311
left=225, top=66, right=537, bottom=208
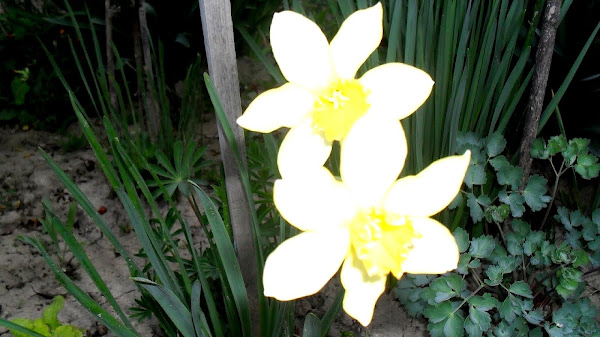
left=198, top=1, right=259, bottom=336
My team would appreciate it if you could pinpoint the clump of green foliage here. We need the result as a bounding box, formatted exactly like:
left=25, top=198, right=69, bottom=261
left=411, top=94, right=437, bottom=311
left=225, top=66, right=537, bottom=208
left=395, top=133, right=600, bottom=337
left=9, top=296, right=85, bottom=337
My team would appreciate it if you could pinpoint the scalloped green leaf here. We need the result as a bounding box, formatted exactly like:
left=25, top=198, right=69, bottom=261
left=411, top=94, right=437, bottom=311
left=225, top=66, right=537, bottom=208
left=457, top=132, right=483, bottom=150
left=530, top=138, right=548, bottom=159
left=523, top=175, right=551, bottom=211
left=42, top=296, right=64, bottom=331
left=453, top=228, right=470, bottom=253
left=484, top=265, right=503, bottom=286
left=445, top=274, right=466, bottom=293
left=465, top=163, right=487, bottom=188
left=468, top=293, right=498, bottom=311
left=511, top=219, right=531, bottom=238
left=469, top=235, right=496, bottom=258
left=523, top=231, right=545, bottom=256
left=457, top=254, right=471, bottom=275
left=506, top=232, right=523, bottom=255
left=424, top=301, right=454, bottom=324
left=489, top=156, right=523, bottom=190
left=547, top=135, right=567, bottom=155
left=523, top=310, right=544, bottom=325
left=581, top=219, right=597, bottom=241
left=575, top=154, right=600, bottom=179
left=51, top=325, right=84, bottom=337
left=485, top=133, right=507, bottom=157
left=448, top=192, right=464, bottom=210
left=464, top=316, right=483, bottom=337
left=444, top=312, right=465, bottom=337
left=498, top=190, right=525, bottom=217
left=467, top=193, right=486, bottom=223
left=469, top=306, right=492, bottom=332
left=509, top=281, right=533, bottom=298
left=499, top=297, right=516, bottom=323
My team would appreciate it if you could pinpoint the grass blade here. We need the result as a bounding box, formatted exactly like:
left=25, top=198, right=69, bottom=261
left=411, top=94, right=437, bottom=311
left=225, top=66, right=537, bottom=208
left=191, top=182, right=252, bottom=337
left=191, top=280, right=212, bottom=337
left=133, top=277, right=196, bottom=337
left=41, top=200, right=137, bottom=333
left=0, top=319, right=48, bottom=337
left=22, top=237, right=140, bottom=337
left=237, top=26, right=285, bottom=85
left=38, top=148, right=141, bottom=276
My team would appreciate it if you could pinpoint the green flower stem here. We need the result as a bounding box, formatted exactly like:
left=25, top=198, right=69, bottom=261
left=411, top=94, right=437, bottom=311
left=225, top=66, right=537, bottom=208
left=452, top=284, right=484, bottom=315
left=540, top=160, right=568, bottom=230
left=493, top=219, right=507, bottom=246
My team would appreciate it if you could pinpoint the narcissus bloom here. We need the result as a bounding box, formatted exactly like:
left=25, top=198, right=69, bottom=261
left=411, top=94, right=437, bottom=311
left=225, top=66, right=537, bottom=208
left=263, top=115, right=471, bottom=326
left=237, top=3, right=434, bottom=178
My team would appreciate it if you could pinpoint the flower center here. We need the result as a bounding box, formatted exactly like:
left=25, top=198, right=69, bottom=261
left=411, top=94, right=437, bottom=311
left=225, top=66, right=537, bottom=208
left=350, top=210, right=419, bottom=278
left=311, top=79, right=370, bottom=142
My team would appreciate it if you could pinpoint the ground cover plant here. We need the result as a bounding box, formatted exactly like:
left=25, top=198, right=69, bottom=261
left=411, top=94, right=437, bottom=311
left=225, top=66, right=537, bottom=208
left=1, top=0, right=600, bottom=336
left=395, top=133, right=600, bottom=336
left=5, top=296, right=85, bottom=337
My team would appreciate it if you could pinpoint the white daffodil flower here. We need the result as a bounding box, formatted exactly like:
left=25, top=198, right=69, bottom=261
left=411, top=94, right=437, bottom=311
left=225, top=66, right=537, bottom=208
left=263, top=115, right=471, bottom=326
left=237, top=3, right=434, bottom=178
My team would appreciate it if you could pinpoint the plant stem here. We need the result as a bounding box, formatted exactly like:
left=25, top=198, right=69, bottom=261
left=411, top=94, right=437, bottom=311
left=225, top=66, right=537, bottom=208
left=452, top=284, right=484, bottom=315
left=494, top=220, right=507, bottom=246
left=540, top=160, right=565, bottom=230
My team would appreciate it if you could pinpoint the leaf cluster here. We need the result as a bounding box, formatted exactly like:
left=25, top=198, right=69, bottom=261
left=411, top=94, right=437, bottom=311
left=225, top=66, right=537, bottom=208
left=531, top=135, right=600, bottom=180
left=453, top=132, right=551, bottom=224
left=395, top=133, right=600, bottom=337
left=8, top=296, right=85, bottom=337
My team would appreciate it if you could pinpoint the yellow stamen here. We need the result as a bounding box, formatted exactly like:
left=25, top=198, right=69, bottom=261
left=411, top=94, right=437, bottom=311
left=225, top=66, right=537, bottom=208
left=311, top=79, right=370, bottom=142
left=350, top=210, right=419, bottom=277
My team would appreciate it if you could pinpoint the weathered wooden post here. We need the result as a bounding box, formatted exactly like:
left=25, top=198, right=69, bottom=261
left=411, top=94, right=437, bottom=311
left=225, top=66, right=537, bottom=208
left=198, top=1, right=259, bottom=336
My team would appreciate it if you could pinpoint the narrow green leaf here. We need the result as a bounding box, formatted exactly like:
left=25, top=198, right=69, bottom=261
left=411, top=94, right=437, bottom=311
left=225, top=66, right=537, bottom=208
left=191, top=184, right=252, bottom=337
left=133, top=277, right=196, bottom=337
left=236, top=26, right=285, bottom=84
left=41, top=201, right=135, bottom=332
left=21, top=237, right=140, bottom=337
left=0, top=319, right=48, bottom=337
left=38, top=148, right=140, bottom=276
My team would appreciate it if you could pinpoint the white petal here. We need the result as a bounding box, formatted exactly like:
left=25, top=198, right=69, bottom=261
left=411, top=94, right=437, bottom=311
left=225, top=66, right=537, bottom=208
left=277, top=118, right=332, bottom=179
left=359, top=63, right=434, bottom=120
left=237, top=84, right=315, bottom=133
left=340, top=252, right=386, bottom=326
left=384, top=151, right=471, bottom=217
left=274, top=167, right=356, bottom=232
left=329, top=3, right=383, bottom=80
left=263, top=229, right=350, bottom=300
left=270, top=11, right=334, bottom=91
left=340, top=115, right=407, bottom=208
left=402, top=217, right=459, bottom=274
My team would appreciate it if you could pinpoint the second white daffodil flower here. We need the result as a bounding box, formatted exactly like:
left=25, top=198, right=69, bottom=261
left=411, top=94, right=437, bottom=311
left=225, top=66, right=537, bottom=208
left=262, top=115, right=471, bottom=326
left=237, top=3, right=434, bottom=178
